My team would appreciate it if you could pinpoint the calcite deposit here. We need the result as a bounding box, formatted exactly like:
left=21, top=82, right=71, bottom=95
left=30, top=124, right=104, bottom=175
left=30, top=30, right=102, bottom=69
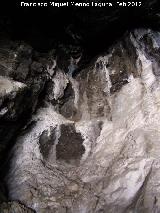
left=0, top=29, right=160, bottom=212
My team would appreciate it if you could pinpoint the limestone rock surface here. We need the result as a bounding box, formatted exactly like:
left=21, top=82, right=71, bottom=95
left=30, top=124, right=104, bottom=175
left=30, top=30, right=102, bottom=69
left=1, top=29, right=160, bottom=213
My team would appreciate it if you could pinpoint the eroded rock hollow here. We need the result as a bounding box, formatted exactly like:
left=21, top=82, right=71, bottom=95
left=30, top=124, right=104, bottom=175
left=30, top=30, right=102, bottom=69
left=1, top=2, right=160, bottom=213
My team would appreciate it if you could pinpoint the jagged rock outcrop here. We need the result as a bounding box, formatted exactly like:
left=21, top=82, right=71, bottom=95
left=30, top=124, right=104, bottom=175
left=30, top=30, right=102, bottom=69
left=0, top=42, right=50, bottom=201
left=0, top=28, right=160, bottom=213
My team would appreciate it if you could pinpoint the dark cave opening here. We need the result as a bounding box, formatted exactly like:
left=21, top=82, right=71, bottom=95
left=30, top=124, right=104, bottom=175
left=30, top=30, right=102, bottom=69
left=0, top=1, right=160, bottom=56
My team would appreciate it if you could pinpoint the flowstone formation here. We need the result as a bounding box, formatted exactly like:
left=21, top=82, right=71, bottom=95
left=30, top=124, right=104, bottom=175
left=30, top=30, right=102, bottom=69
left=0, top=29, right=160, bottom=212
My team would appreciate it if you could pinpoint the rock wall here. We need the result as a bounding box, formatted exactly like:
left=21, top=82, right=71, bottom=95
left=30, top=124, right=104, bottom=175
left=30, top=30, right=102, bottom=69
left=0, top=29, right=160, bottom=212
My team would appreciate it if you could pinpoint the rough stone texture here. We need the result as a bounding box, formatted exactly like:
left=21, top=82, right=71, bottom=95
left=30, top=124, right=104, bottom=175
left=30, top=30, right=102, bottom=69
left=0, top=201, right=35, bottom=213
left=56, top=123, right=85, bottom=165
left=39, top=127, right=56, bottom=162
left=0, top=0, right=160, bottom=211
left=2, top=29, right=160, bottom=213
left=0, top=41, right=51, bottom=201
